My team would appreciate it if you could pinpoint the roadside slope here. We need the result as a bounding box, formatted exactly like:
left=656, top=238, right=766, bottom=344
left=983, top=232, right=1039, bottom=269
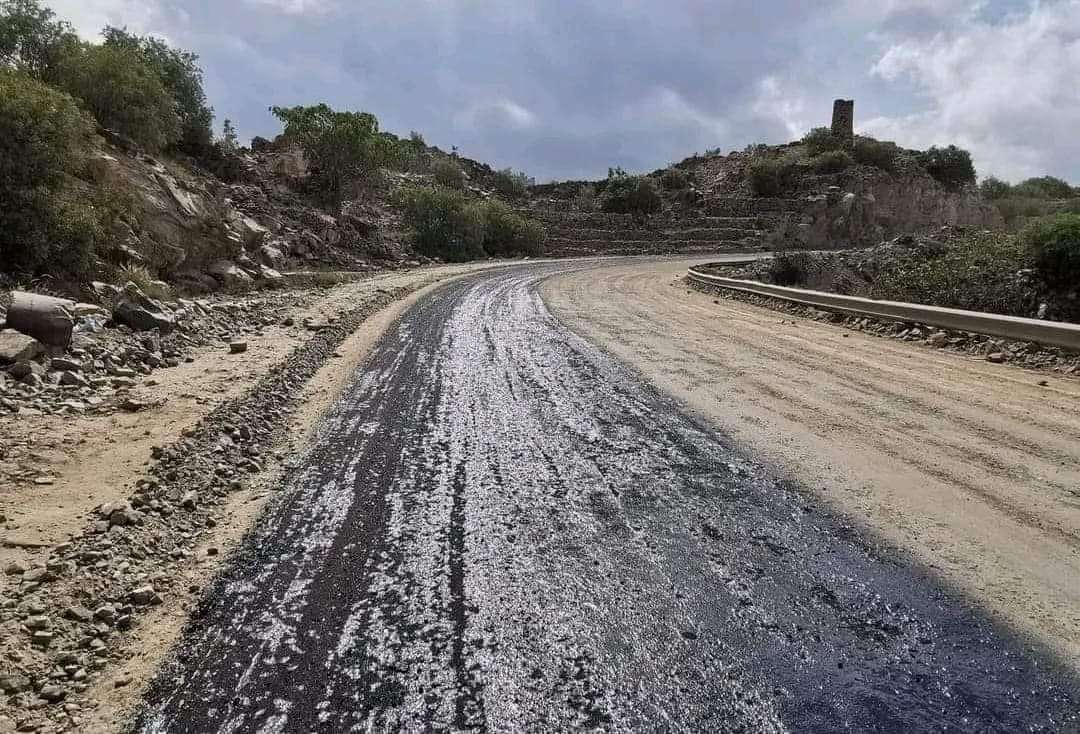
left=542, top=258, right=1080, bottom=665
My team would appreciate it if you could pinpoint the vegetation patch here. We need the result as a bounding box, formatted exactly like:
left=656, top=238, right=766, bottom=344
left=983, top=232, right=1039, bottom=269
left=599, top=168, right=662, bottom=217
left=397, top=186, right=545, bottom=262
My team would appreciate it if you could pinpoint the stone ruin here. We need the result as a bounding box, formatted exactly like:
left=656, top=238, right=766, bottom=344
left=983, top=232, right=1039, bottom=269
left=831, top=99, right=854, bottom=142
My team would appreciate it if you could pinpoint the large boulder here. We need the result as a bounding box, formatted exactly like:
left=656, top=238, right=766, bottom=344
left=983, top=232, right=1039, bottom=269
left=6, top=292, right=75, bottom=347
left=0, top=330, right=43, bottom=363
left=112, top=284, right=176, bottom=333
left=208, top=260, right=254, bottom=290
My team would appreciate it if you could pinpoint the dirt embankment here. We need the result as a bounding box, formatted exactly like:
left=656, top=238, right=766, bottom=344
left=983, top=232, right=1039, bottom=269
left=542, top=258, right=1080, bottom=668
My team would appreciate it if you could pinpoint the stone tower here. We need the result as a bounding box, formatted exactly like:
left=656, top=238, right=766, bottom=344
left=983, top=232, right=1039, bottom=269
left=831, top=99, right=854, bottom=142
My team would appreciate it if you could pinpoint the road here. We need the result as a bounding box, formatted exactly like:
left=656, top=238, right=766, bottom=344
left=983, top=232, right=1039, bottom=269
left=136, top=260, right=1078, bottom=732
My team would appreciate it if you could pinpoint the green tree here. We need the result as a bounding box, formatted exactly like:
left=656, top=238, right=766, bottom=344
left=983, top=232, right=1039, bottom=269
left=1022, top=213, right=1080, bottom=287
left=979, top=176, right=1012, bottom=200
left=221, top=118, right=239, bottom=152
left=0, top=0, right=78, bottom=80
left=271, top=103, right=404, bottom=197
left=1013, top=176, right=1074, bottom=199
left=54, top=42, right=181, bottom=151
left=0, top=69, right=101, bottom=278
left=918, top=145, right=976, bottom=191
left=102, top=26, right=214, bottom=156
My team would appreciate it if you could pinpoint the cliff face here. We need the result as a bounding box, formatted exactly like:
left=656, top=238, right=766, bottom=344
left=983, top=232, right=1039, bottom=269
left=768, top=172, right=1002, bottom=251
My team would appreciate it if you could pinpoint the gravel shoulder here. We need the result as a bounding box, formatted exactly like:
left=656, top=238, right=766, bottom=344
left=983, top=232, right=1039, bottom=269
left=542, top=257, right=1080, bottom=668
left=0, top=261, right=508, bottom=733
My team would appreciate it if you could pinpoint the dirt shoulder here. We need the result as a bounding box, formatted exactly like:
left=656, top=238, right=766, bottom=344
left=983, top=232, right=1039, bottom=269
left=542, top=258, right=1080, bottom=669
left=0, top=261, right=506, bottom=733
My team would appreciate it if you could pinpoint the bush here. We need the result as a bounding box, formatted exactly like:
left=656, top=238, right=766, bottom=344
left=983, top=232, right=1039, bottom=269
left=1022, top=213, right=1080, bottom=287
left=397, top=186, right=545, bottom=261
left=853, top=138, right=898, bottom=172
left=812, top=150, right=854, bottom=174
left=432, top=158, right=467, bottom=189
left=55, top=42, right=180, bottom=152
left=600, top=170, right=662, bottom=217
left=802, top=127, right=845, bottom=156
left=995, top=197, right=1049, bottom=229
left=0, top=69, right=102, bottom=279
left=492, top=168, right=530, bottom=199
left=768, top=251, right=812, bottom=287
left=979, top=176, right=1012, bottom=200
left=918, top=145, right=976, bottom=191
left=660, top=167, right=691, bottom=190
left=870, top=231, right=1037, bottom=316
left=482, top=200, right=544, bottom=257
left=1013, top=176, right=1074, bottom=200
left=397, top=186, right=485, bottom=261
left=746, top=155, right=798, bottom=197
left=102, top=26, right=213, bottom=157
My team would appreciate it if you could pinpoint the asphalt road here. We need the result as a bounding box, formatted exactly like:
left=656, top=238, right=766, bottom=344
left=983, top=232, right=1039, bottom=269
left=136, top=262, right=1078, bottom=733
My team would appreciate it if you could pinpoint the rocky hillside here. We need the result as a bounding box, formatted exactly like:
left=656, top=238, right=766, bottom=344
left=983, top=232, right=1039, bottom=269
left=524, top=132, right=1000, bottom=257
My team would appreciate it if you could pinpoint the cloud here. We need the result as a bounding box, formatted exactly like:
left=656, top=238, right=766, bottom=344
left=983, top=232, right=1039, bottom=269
left=864, top=1, right=1080, bottom=181
left=45, top=0, right=166, bottom=37
left=243, top=0, right=336, bottom=16
left=455, top=100, right=538, bottom=131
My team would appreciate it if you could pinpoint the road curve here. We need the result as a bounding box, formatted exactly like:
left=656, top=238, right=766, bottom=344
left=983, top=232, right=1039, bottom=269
left=135, top=261, right=1077, bottom=732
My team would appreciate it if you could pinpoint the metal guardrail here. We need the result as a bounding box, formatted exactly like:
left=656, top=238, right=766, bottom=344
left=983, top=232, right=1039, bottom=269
left=687, top=266, right=1080, bottom=352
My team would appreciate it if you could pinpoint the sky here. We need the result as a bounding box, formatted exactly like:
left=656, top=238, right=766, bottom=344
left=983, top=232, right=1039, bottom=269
left=43, top=0, right=1080, bottom=184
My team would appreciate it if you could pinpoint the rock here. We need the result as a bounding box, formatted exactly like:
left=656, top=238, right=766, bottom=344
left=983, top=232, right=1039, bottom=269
left=22, top=567, right=53, bottom=583
left=91, top=281, right=122, bottom=300
left=5, top=292, right=75, bottom=347
left=64, top=606, right=94, bottom=624
left=0, top=673, right=31, bottom=693
left=987, top=352, right=1007, bottom=363
left=927, top=332, right=948, bottom=348
left=119, top=397, right=150, bottom=413
left=127, top=586, right=161, bottom=606
left=180, top=491, right=198, bottom=510
left=49, top=358, right=82, bottom=372
left=58, top=371, right=88, bottom=388
left=208, top=260, right=254, bottom=290
left=7, top=361, right=44, bottom=380
left=113, top=284, right=176, bottom=334
left=4, top=561, right=29, bottom=576
left=39, top=684, right=65, bottom=702
left=228, top=342, right=248, bottom=354
left=0, top=330, right=43, bottom=364
left=258, top=242, right=286, bottom=267
left=93, top=605, right=116, bottom=626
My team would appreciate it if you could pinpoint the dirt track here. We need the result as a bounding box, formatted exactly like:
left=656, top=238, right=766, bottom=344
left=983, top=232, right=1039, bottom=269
left=543, top=257, right=1080, bottom=667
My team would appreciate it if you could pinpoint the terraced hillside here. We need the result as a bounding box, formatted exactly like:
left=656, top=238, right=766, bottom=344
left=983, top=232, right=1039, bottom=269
left=523, top=198, right=801, bottom=257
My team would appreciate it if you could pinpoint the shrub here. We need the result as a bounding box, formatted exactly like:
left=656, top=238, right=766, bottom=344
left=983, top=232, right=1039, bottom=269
left=492, top=168, right=530, bottom=199
left=802, top=127, right=845, bottom=156
left=600, top=171, right=662, bottom=217
left=102, top=26, right=214, bottom=157
left=768, top=251, right=812, bottom=287
left=995, top=197, right=1049, bottom=229
left=0, top=0, right=78, bottom=80
left=812, top=150, right=854, bottom=174
left=482, top=200, right=544, bottom=256
left=0, top=69, right=102, bottom=279
left=917, top=145, right=976, bottom=191
left=397, top=187, right=485, bottom=261
left=979, top=176, right=1012, bottom=200
left=1022, top=213, right=1080, bottom=287
left=1013, top=176, right=1074, bottom=200
left=432, top=158, right=467, bottom=189
left=853, top=138, right=898, bottom=171
left=870, top=231, right=1037, bottom=316
left=54, top=42, right=181, bottom=152
left=746, top=155, right=798, bottom=197
left=660, top=167, right=691, bottom=190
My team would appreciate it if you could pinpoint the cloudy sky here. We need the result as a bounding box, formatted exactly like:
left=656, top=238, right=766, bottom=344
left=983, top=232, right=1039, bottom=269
left=44, top=0, right=1080, bottom=183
